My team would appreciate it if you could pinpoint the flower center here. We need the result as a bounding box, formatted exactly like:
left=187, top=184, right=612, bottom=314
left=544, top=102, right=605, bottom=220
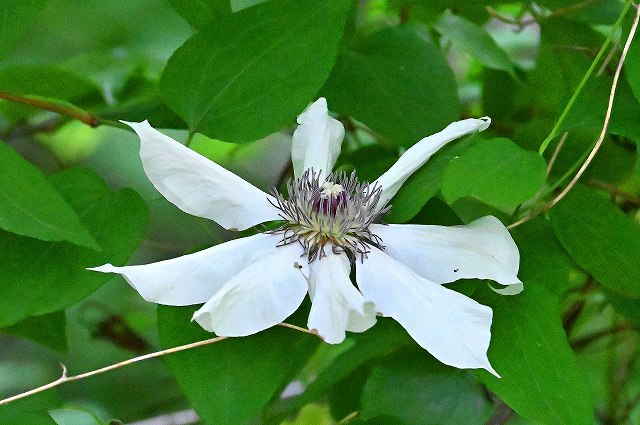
left=270, top=170, right=389, bottom=262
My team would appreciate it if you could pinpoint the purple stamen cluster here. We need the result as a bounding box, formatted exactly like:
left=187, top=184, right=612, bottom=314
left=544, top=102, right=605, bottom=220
left=269, top=170, right=389, bottom=262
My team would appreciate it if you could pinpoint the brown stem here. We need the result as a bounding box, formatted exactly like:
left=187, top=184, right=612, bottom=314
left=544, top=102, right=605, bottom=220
left=0, top=90, right=100, bottom=127
left=587, top=179, right=640, bottom=206
left=570, top=324, right=631, bottom=350
left=0, top=322, right=317, bottom=407
left=507, top=3, right=640, bottom=230
left=547, top=132, right=568, bottom=175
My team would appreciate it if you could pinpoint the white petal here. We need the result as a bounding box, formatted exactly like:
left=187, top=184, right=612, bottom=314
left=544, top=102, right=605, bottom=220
left=374, top=117, right=491, bottom=208
left=346, top=301, right=377, bottom=333
left=124, top=120, right=280, bottom=230
left=307, top=251, right=376, bottom=344
left=356, top=246, right=498, bottom=376
left=291, top=98, right=345, bottom=180
left=192, top=242, right=308, bottom=337
left=88, top=233, right=279, bottom=306
left=371, top=216, right=521, bottom=292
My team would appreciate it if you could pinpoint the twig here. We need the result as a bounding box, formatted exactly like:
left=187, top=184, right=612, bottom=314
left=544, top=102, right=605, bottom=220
left=485, top=6, right=534, bottom=29
left=0, top=322, right=317, bottom=407
left=337, top=411, right=360, bottom=425
left=547, top=0, right=602, bottom=17
left=546, top=132, right=568, bottom=174
left=570, top=324, right=631, bottom=350
left=598, top=41, right=620, bottom=76
left=508, top=2, right=640, bottom=229
left=277, top=322, right=317, bottom=335
left=588, top=179, right=640, bottom=206
left=538, top=0, right=634, bottom=155
left=0, top=90, right=125, bottom=129
left=543, top=4, right=639, bottom=208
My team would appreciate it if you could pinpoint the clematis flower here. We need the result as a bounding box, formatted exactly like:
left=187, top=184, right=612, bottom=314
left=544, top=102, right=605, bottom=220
left=89, top=98, right=521, bottom=376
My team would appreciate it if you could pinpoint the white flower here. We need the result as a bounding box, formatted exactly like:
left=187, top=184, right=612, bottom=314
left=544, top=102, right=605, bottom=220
left=89, top=98, right=522, bottom=376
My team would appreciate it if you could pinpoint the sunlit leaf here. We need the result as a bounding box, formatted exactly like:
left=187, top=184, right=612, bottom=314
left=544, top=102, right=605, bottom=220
left=435, top=13, right=515, bottom=75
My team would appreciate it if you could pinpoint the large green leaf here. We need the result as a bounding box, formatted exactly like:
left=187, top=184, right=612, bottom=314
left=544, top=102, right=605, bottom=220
left=441, top=138, right=547, bottom=209
left=322, top=24, right=459, bottom=148
left=0, top=65, right=103, bottom=122
left=361, top=349, right=493, bottom=425
left=0, top=65, right=99, bottom=100
left=0, top=0, right=49, bottom=61
left=277, top=319, right=412, bottom=419
left=0, top=168, right=148, bottom=327
left=0, top=142, right=98, bottom=249
left=627, top=18, right=640, bottom=104
left=1, top=311, right=67, bottom=353
left=160, top=0, right=350, bottom=142
left=158, top=305, right=319, bottom=425
left=166, top=0, right=230, bottom=29
left=475, top=284, right=594, bottom=425
left=511, top=218, right=586, bottom=296
left=435, top=13, right=515, bottom=75
left=0, top=393, right=60, bottom=425
left=549, top=185, right=640, bottom=298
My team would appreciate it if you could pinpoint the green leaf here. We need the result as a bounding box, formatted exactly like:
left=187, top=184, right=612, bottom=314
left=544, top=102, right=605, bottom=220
left=322, top=25, right=459, bottom=148
left=1, top=311, right=67, bottom=352
left=0, top=0, right=49, bottom=61
left=166, top=0, right=230, bottom=29
left=626, top=18, right=640, bottom=104
left=0, top=393, right=61, bottom=425
left=512, top=218, right=587, bottom=296
left=0, top=168, right=148, bottom=327
left=0, top=65, right=99, bottom=100
left=441, top=138, right=547, bottom=209
left=0, top=142, right=99, bottom=249
left=385, top=135, right=477, bottom=223
left=475, top=284, right=594, bottom=425
left=49, top=408, right=102, bottom=425
left=157, top=305, right=319, bottom=425
left=0, top=65, right=103, bottom=122
left=605, top=289, right=640, bottom=329
left=435, top=13, right=515, bottom=75
left=231, top=0, right=270, bottom=12
left=361, top=349, right=493, bottom=425
left=160, top=0, right=350, bottom=142
left=279, top=319, right=412, bottom=418
left=549, top=185, right=640, bottom=298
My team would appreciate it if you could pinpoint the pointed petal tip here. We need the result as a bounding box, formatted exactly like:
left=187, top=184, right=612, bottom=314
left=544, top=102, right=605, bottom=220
left=485, top=363, right=501, bottom=378
left=86, top=263, right=116, bottom=273
left=298, top=97, right=329, bottom=124
left=119, top=119, right=150, bottom=129
left=478, top=116, right=491, bottom=131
